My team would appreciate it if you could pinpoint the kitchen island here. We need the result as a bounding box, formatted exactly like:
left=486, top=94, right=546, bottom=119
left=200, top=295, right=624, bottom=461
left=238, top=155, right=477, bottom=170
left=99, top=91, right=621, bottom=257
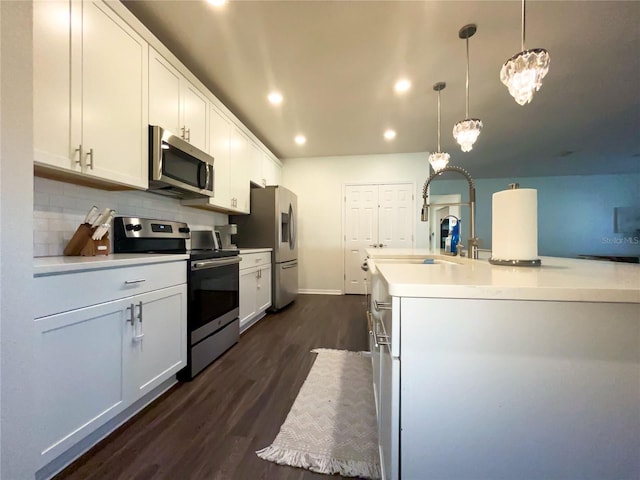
left=366, top=249, right=640, bottom=480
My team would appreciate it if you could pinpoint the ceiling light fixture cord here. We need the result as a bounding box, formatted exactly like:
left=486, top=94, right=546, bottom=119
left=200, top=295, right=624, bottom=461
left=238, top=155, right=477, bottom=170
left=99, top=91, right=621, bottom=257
left=465, top=34, right=470, bottom=118
left=437, top=88, right=441, bottom=152
left=521, top=0, right=526, bottom=52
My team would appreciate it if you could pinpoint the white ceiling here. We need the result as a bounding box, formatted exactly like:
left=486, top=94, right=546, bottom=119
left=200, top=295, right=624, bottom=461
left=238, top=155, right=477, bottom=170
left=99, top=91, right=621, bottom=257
left=122, top=0, right=640, bottom=178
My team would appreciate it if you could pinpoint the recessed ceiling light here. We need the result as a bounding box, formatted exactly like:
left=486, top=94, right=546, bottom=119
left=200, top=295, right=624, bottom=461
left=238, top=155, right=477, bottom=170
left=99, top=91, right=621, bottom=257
left=384, top=129, right=396, bottom=140
left=294, top=135, right=306, bottom=145
left=207, top=0, right=227, bottom=7
left=394, top=79, right=411, bottom=93
left=268, top=92, right=283, bottom=105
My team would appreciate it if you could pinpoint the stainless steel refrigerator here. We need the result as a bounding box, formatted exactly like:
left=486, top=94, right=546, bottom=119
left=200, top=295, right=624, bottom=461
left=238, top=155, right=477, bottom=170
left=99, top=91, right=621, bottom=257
left=231, top=186, right=298, bottom=310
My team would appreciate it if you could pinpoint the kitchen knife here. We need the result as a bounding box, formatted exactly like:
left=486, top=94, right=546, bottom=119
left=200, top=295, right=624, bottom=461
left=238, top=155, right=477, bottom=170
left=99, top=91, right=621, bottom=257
left=84, top=205, right=98, bottom=225
left=91, top=207, right=112, bottom=228
left=92, top=209, right=116, bottom=240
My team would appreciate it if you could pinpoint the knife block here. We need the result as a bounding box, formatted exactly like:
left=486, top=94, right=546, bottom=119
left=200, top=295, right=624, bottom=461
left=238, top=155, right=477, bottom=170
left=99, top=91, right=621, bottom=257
left=63, top=223, right=111, bottom=256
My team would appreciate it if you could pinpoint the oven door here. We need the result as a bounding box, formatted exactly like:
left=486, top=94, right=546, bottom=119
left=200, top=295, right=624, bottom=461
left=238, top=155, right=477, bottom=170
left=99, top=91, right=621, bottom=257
left=189, top=256, right=240, bottom=344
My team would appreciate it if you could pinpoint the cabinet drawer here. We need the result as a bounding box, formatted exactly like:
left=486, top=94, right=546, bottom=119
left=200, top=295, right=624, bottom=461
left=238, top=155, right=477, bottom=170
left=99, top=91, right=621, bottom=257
left=239, top=252, right=271, bottom=270
left=34, top=261, right=186, bottom=318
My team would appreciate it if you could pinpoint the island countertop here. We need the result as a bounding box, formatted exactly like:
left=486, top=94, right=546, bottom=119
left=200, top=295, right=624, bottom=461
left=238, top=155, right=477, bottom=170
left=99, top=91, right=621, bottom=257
left=368, top=250, right=640, bottom=303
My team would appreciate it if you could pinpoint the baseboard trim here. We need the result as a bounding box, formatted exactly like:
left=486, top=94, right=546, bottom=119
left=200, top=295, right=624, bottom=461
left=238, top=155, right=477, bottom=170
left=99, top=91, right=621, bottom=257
left=298, top=289, right=343, bottom=295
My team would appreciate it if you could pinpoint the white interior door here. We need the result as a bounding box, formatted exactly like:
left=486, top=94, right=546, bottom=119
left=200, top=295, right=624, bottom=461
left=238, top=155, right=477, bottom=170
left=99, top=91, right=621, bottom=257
left=344, top=183, right=414, bottom=294
left=345, top=185, right=378, bottom=295
left=428, top=194, right=461, bottom=251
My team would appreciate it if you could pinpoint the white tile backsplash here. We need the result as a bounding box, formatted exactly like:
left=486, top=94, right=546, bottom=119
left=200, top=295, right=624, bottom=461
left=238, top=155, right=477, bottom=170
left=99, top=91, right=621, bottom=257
left=34, top=177, right=229, bottom=257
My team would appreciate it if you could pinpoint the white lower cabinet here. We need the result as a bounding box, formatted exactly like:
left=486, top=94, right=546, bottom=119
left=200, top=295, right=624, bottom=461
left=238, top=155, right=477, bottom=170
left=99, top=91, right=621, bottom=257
left=239, top=251, right=272, bottom=332
left=34, top=260, right=186, bottom=469
left=370, top=273, right=640, bottom=480
left=124, top=285, right=186, bottom=403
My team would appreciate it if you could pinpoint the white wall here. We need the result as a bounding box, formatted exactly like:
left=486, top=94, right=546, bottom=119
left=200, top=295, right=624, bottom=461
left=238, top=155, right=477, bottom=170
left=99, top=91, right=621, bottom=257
left=34, top=177, right=228, bottom=256
left=283, top=152, right=431, bottom=293
left=429, top=173, right=640, bottom=258
left=1, top=2, right=37, bottom=477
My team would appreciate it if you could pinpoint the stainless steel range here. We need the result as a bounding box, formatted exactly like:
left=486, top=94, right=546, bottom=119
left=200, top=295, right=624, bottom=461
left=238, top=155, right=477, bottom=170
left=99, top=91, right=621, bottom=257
left=113, top=217, right=240, bottom=380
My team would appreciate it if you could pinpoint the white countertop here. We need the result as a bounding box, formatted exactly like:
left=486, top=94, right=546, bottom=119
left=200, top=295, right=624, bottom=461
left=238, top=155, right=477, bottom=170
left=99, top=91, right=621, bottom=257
left=238, top=248, right=273, bottom=254
left=34, top=253, right=189, bottom=276
left=367, top=249, right=640, bottom=303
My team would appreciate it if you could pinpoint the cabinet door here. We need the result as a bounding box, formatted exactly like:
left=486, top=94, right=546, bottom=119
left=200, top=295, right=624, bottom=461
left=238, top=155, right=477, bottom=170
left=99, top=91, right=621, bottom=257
left=182, top=81, right=208, bottom=152
left=263, top=154, right=281, bottom=186
left=33, top=0, right=80, bottom=171
left=249, top=141, right=264, bottom=187
left=379, top=345, right=400, bottom=480
left=124, top=285, right=187, bottom=403
left=81, top=1, right=148, bottom=188
left=149, top=48, right=182, bottom=135
left=239, top=267, right=258, bottom=329
left=35, top=299, right=126, bottom=467
left=230, top=128, right=251, bottom=213
left=256, top=265, right=272, bottom=312
left=209, top=106, right=232, bottom=207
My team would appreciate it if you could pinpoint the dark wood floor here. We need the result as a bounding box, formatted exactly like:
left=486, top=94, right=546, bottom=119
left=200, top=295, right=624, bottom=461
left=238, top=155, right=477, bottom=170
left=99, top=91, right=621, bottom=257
left=56, top=294, right=370, bottom=480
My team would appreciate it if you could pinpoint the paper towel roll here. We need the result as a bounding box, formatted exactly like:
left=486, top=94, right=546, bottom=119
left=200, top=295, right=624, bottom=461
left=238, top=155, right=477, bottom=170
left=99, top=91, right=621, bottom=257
left=492, top=187, right=538, bottom=261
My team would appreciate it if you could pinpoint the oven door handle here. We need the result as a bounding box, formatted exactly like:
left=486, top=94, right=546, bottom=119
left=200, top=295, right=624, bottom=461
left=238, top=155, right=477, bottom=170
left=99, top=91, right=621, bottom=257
left=192, top=257, right=241, bottom=270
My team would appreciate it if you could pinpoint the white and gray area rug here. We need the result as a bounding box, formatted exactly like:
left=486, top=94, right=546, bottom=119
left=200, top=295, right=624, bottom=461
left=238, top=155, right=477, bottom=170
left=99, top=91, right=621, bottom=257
left=256, top=348, right=381, bottom=479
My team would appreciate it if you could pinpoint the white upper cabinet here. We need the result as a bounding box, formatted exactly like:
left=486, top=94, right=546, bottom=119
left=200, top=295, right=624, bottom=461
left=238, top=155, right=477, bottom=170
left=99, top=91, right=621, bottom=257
left=230, top=129, right=251, bottom=213
left=149, top=47, right=208, bottom=152
left=263, top=153, right=282, bottom=186
left=250, top=143, right=282, bottom=188
left=33, top=0, right=76, bottom=171
left=148, top=49, right=182, bottom=135
left=249, top=141, right=264, bottom=187
left=33, top=1, right=148, bottom=189
left=208, top=105, right=232, bottom=208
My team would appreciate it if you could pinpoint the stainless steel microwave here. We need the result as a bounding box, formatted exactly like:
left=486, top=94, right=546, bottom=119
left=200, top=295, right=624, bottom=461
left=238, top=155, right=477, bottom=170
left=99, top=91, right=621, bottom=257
left=148, top=125, right=214, bottom=198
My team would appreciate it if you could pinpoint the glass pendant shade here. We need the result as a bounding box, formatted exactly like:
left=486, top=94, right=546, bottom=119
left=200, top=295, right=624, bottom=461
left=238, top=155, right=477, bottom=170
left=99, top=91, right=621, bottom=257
left=452, top=118, right=483, bottom=152
left=428, top=82, right=450, bottom=173
left=454, top=24, right=482, bottom=152
left=500, top=48, right=550, bottom=105
left=428, top=152, right=450, bottom=172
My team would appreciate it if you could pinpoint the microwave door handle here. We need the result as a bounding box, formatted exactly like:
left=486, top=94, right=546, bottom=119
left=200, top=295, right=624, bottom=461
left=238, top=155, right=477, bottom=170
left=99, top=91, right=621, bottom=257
left=197, top=162, right=205, bottom=190
left=205, top=163, right=211, bottom=190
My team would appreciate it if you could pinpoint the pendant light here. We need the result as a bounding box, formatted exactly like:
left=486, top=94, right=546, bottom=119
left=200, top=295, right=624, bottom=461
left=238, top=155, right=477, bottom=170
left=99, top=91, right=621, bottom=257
left=500, top=0, right=550, bottom=105
left=453, top=24, right=483, bottom=152
left=428, top=82, right=450, bottom=172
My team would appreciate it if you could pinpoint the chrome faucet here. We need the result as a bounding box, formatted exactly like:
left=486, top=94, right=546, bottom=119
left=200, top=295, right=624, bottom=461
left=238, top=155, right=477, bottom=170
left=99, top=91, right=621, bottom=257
left=420, top=166, right=480, bottom=260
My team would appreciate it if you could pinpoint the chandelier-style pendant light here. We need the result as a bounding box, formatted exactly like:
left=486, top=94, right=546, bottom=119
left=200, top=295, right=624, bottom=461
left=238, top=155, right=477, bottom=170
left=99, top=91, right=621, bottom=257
left=428, top=82, right=450, bottom=172
left=500, top=0, right=550, bottom=105
left=453, top=24, right=483, bottom=152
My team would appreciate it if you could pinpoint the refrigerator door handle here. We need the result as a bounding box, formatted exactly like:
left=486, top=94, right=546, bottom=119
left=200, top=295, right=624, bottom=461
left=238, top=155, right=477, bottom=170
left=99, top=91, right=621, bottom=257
left=288, top=203, right=296, bottom=250
left=282, top=262, right=297, bottom=270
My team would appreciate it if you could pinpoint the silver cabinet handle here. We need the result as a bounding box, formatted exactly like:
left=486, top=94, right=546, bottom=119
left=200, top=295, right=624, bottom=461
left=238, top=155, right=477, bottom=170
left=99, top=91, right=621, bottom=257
left=124, top=279, right=146, bottom=285
left=186, top=128, right=191, bottom=142
left=133, top=301, right=144, bottom=342
left=181, top=126, right=186, bottom=139
left=126, top=303, right=135, bottom=325
left=75, top=145, right=83, bottom=166
left=86, top=148, right=94, bottom=169
left=374, top=300, right=392, bottom=311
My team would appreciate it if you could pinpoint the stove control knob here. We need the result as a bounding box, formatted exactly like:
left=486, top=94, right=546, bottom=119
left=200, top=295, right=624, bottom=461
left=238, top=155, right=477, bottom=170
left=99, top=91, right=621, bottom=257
left=179, top=227, right=190, bottom=234
left=126, top=223, right=142, bottom=232
left=133, top=224, right=143, bottom=231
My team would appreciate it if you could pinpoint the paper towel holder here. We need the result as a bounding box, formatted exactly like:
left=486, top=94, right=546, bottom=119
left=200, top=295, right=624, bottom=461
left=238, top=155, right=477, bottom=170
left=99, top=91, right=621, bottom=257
left=489, top=182, right=542, bottom=267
